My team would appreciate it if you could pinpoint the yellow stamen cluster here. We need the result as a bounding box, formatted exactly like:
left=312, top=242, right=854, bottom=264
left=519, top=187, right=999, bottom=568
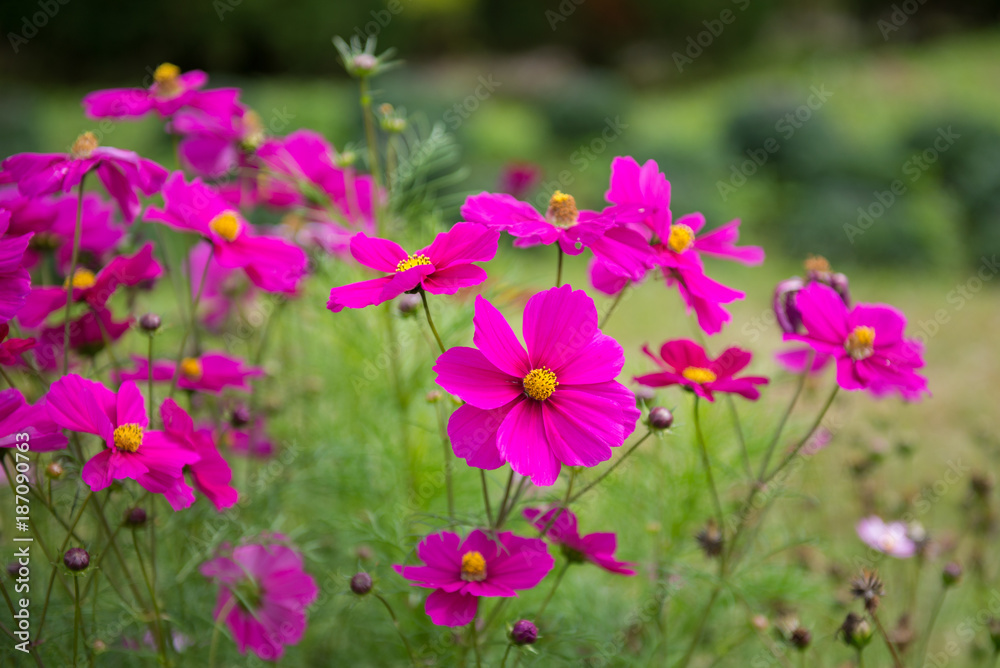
left=71, top=132, right=99, bottom=159
left=396, top=254, right=433, bottom=272
left=180, top=357, right=203, bottom=380
left=804, top=254, right=831, bottom=274
left=209, top=211, right=242, bottom=242
left=545, top=191, right=579, bottom=227
left=460, top=551, right=487, bottom=582
left=667, top=224, right=695, bottom=253
left=846, top=326, right=876, bottom=361
left=682, top=366, right=717, bottom=384
left=153, top=63, right=182, bottom=97
left=64, top=268, right=96, bottom=290
left=113, top=424, right=144, bottom=453
left=523, top=367, right=558, bottom=401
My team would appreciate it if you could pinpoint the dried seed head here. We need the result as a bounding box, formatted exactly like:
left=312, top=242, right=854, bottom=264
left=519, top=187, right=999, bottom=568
left=696, top=520, right=724, bottom=558
left=849, top=569, right=885, bottom=614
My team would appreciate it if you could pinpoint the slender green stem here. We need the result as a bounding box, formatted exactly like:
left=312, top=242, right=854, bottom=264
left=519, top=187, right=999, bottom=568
left=870, top=608, right=904, bottom=668
left=133, top=528, right=168, bottom=663
left=91, top=491, right=149, bottom=611
left=762, top=385, right=839, bottom=485
left=471, top=619, right=483, bottom=668
left=481, top=470, right=494, bottom=526
left=692, top=396, right=725, bottom=535
left=537, top=561, right=570, bottom=617
left=500, top=643, right=513, bottom=668
left=62, top=175, right=88, bottom=374
left=435, top=402, right=455, bottom=522
left=675, top=587, right=721, bottom=668
left=725, top=394, right=753, bottom=480
left=857, top=649, right=865, bottom=668
left=756, top=356, right=812, bottom=481
left=0, top=577, right=44, bottom=667
left=493, top=470, right=515, bottom=528
left=916, top=587, right=949, bottom=668
left=599, top=284, right=628, bottom=329
left=72, top=577, right=81, bottom=667
left=555, top=246, right=564, bottom=287
left=209, top=596, right=237, bottom=668
left=168, top=251, right=213, bottom=399
left=419, top=289, right=446, bottom=354
left=35, top=491, right=92, bottom=641
left=374, top=594, right=419, bottom=667
left=540, top=469, right=576, bottom=537
left=147, top=333, right=155, bottom=428
left=359, top=76, right=383, bottom=196
left=568, top=431, right=653, bottom=504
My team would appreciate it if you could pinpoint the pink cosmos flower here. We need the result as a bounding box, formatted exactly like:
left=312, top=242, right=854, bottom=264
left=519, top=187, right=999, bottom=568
left=1, top=187, right=124, bottom=272
left=117, top=352, right=263, bottom=395
left=45, top=375, right=198, bottom=509
left=82, top=63, right=240, bottom=120
left=0, top=133, right=168, bottom=223
left=461, top=190, right=652, bottom=281
left=856, top=516, right=916, bottom=558
left=327, top=223, right=500, bottom=313
left=172, top=105, right=264, bottom=178
left=783, top=283, right=928, bottom=400
left=0, top=388, right=67, bottom=452
left=393, top=529, right=554, bottom=627
left=200, top=540, right=318, bottom=661
left=0, top=324, right=34, bottom=366
left=635, top=339, right=769, bottom=402
left=773, top=258, right=850, bottom=374
left=18, top=243, right=162, bottom=328
left=187, top=242, right=257, bottom=331
left=523, top=507, right=635, bottom=575
left=434, top=285, right=640, bottom=486
left=145, top=173, right=308, bottom=294
left=0, top=210, right=32, bottom=323
left=161, top=398, right=238, bottom=511
left=226, top=418, right=276, bottom=459
left=498, top=162, right=541, bottom=199
left=33, top=307, right=131, bottom=371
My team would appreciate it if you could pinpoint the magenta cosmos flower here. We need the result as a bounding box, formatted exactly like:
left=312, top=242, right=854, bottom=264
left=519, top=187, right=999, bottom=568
left=82, top=63, right=239, bottom=120
left=200, top=540, right=318, bottom=661
left=0, top=324, right=34, bottom=366
left=327, top=223, right=499, bottom=313
left=18, top=243, right=162, bottom=328
left=0, top=132, right=168, bottom=223
left=635, top=339, right=768, bottom=402
left=524, top=507, right=635, bottom=575
left=394, top=529, right=554, bottom=627
left=118, top=352, right=263, bottom=395
left=856, top=516, right=916, bottom=558
left=0, top=210, right=32, bottom=323
left=160, top=399, right=238, bottom=511
left=783, top=283, right=928, bottom=400
left=145, top=173, right=308, bottom=294
left=45, top=375, right=198, bottom=509
left=434, top=284, right=640, bottom=486
left=0, top=388, right=67, bottom=452
left=226, top=418, right=276, bottom=459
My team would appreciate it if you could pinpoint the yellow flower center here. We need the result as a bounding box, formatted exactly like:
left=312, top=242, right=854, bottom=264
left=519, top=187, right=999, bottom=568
left=64, top=268, right=96, bottom=290
left=682, top=366, right=717, bottom=384
left=846, top=326, right=875, bottom=361
left=180, top=357, right=203, bottom=380
left=667, top=224, right=696, bottom=253
left=209, top=211, right=242, bottom=242
left=545, top=191, right=579, bottom=228
left=153, top=62, right=182, bottom=97
left=113, top=424, right=144, bottom=453
left=460, top=551, right=487, bottom=582
left=879, top=534, right=897, bottom=552
left=523, top=367, right=558, bottom=401
left=71, top=132, right=99, bottom=159
left=396, top=254, right=433, bottom=272
left=804, top=254, right=831, bottom=274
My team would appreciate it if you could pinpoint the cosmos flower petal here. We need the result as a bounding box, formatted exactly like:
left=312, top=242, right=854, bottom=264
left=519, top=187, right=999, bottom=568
left=498, top=399, right=560, bottom=486
left=446, top=401, right=513, bottom=470
left=424, top=590, right=478, bottom=627
left=471, top=295, right=529, bottom=377
left=435, top=347, right=523, bottom=409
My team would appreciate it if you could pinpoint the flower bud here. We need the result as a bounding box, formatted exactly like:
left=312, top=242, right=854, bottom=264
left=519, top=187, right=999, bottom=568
left=790, top=627, right=811, bottom=650
left=6, top=562, right=20, bottom=578
left=334, top=150, right=358, bottom=168
left=139, top=313, right=162, bottom=333
left=648, top=406, right=674, bottom=430
left=988, top=617, right=1000, bottom=653
left=942, top=561, right=963, bottom=587
left=839, top=612, right=873, bottom=649
left=398, top=293, right=421, bottom=315
left=45, top=461, right=65, bottom=479
left=634, top=385, right=656, bottom=405
left=511, top=619, right=538, bottom=645
left=63, top=547, right=90, bottom=572
left=351, top=54, right=378, bottom=75
left=773, top=277, right=805, bottom=334
left=92, top=639, right=107, bottom=653
left=350, top=572, right=373, bottom=596
left=125, top=507, right=147, bottom=527
left=230, top=406, right=251, bottom=428
left=695, top=520, right=723, bottom=558
left=356, top=545, right=374, bottom=561
left=426, top=390, right=443, bottom=403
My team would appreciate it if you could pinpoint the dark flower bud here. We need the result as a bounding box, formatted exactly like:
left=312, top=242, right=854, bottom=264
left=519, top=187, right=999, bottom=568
left=125, top=507, right=147, bottom=527
left=138, top=313, right=162, bottom=333
left=971, top=473, right=993, bottom=498
left=350, top=572, right=373, bottom=595
left=63, top=547, right=90, bottom=572
left=6, top=562, right=20, bottom=578
left=790, top=627, right=811, bottom=650
left=942, top=562, right=963, bottom=587
left=230, top=406, right=251, bottom=428
left=695, top=520, right=723, bottom=558
left=850, top=570, right=885, bottom=614
left=356, top=545, right=374, bottom=561
left=773, top=277, right=805, bottom=334
left=45, top=461, right=65, bottom=479
left=398, top=293, right=422, bottom=315
left=839, top=612, right=873, bottom=649
left=511, top=619, right=538, bottom=645
left=988, top=617, right=1000, bottom=653
left=648, top=406, right=674, bottom=430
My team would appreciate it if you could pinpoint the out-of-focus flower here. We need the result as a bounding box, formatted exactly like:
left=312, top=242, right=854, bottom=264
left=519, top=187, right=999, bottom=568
left=523, top=507, right=636, bottom=575
left=161, top=398, right=238, bottom=511
left=0, top=388, right=67, bottom=452
left=498, top=163, right=541, bottom=200
left=635, top=339, right=768, bottom=402
left=83, top=63, right=239, bottom=121
left=117, top=352, right=263, bottom=395
left=856, top=516, right=916, bottom=558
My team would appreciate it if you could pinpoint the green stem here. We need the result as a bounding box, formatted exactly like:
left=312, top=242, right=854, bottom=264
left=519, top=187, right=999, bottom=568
left=72, top=577, right=81, bottom=667
left=374, top=593, right=419, bottom=667
left=599, top=284, right=628, bottom=329
left=870, top=608, right=904, bottom=668
left=692, top=396, right=725, bottom=537
left=359, top=76, right=383, bottom=195
left=756, top=355, right=812, bottom=481
left=568, top=431, right=653, bottom=504
left=537, top=561, right=570, bottom=617
left=481, top=470, right=494, bottom=526
left=555, top=246, right=564, bottom=287
left=420, top=289, right=446, bottom=354
left=540, top=469, right=576, bottom=537
left=133, top=528, right=168, bottom=664
left=916, top=587, right=948, bottom=668
left=435, top=402, right=455, bottom=522
left=168, top=250, right=213, bottom=399
left=62, top=175, right=88, bottom=374
left=493, top=470, right=515, bottom=528
left=471, top=618, right=483, bottom=668
left=35, top=491, right=92, bottom=642
left=857, top=649, right=865, bottom=668
left=725, top=394, right=753, bottom=480
left=147, top=334, right=155, bottom=427
left=209, top=596, right=237, bottom=668
left=500, top=644, right=513, bottom=668
left=674, top=587, right=721, bottom=668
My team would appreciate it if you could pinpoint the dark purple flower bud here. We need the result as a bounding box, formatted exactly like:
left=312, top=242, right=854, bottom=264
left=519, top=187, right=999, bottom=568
left=790, top=627, right=811, bottom=650
left=6, top=562, right=20, bottom=578
left=511, top=619, right=538, bottom=645
left=125, top=507, right=147, bottom=527
left=230, top=406, right=251, bottom=428
left=350, top=572, right=373, bottom=595
left=139, top=313, right=162, bottom=333
left=828, top=271, right=851, bottom=306
left=398, top=293, right=421, bottom=315
left=942, top=561, right=963, bottom=587
left=773, top=277, right=805, bottom=334
left=64, top=547, right=90, bottom=572
left=648, top=406, right=674, bottom=430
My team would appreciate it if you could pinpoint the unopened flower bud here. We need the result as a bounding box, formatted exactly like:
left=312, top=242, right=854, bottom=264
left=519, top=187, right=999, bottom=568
left=426, top=390, right=442, bottom=403
left=92, top=639, right=107, bottom=653
left=839, top=612, right=873, bottom=649
left=6, top=562, right=20, bottom=578
left=942, top=562, right=963, bottom=587
left=45, top=461, right=65, bottom=479
left=398, top=293, right=421, bottom=315
left=790, top=627, right=811, bottom=650
left=356, top=545, right=374, bottom=561
left=334, top=150, right=358, bottom=168
left=696, top=520, right=723, bottom=558
left=351, top=54, right=378, bottom=75
left=64, top=547, right=90, bottom=572
left=648, top=406, right=674, bottom=430
left=230, top=406, right=251, bottom=428
left=773, top=277, right=805, bottom=334
left=139, top=313, right=162, bottom=333
left=511, top=619, right=538, bottom=645
left=125, top=507, right=147, bottom=527
left=634, top=385, right=655, bottom=404
left=350, top=572, right=373, bottom=595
